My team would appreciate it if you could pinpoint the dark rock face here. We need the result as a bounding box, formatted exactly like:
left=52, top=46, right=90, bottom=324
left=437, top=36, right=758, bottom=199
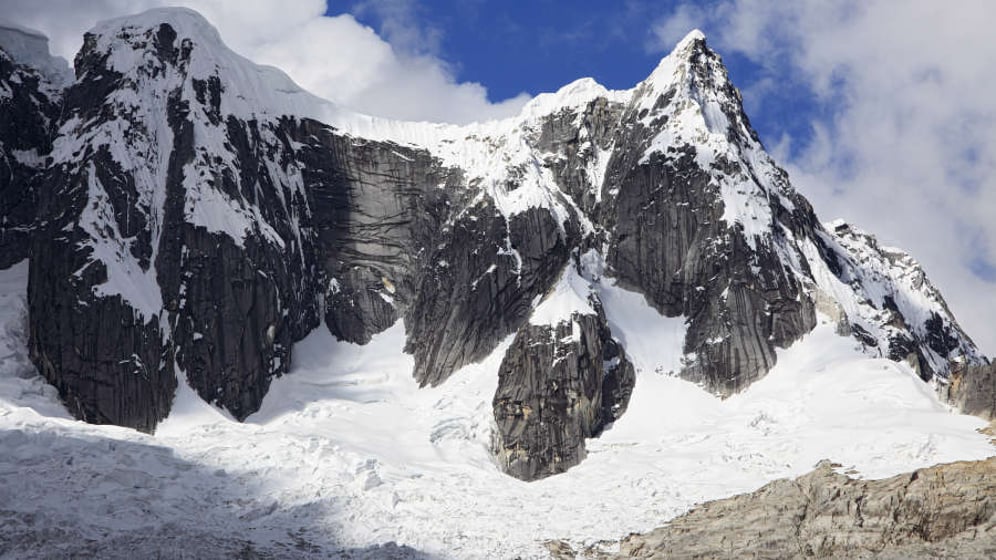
left=532, top=93, right=624, bottom=218
left=407, top=205, right=573, bottom=387
left=8, top=12, right=989, bottom=483
left=28, top=22, right=325, bottom=429
left=493, top=283, right=635, bottom=480
left=566, top=457, right=996, bottom=560
left=156, top=112, right=322, bottom=421
left=296, top=122, right=458, bottom=346
left=27, top=35, right=176, bottom=430
left=603, top=146, right=817, bottom=394
left=291, top=117, right=572, bottom=387
left=0, top=44, right=61, bottom=269
left=595, top=38, right=822, bottom=396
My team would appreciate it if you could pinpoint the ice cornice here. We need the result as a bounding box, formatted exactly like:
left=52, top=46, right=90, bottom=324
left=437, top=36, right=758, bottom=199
left=88, top=7, right=226, bottom=51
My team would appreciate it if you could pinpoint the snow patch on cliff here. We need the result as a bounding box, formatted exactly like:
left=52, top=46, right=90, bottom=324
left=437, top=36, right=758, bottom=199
left=1, top=267, right=991, bottom=558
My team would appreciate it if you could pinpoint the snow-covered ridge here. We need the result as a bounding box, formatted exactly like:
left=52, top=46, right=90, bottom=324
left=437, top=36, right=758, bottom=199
left=57, top=8, right=634, bottom=248
left=69, top=10, right=780, bottom=247
left=86, top=7, right=332, bottom=122
left=630, top=27, right=795, bottom=247
left=816, top=220, right=984, bottom=373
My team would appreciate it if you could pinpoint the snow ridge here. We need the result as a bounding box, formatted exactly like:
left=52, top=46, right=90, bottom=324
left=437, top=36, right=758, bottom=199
left=815, top=220, right=983, bottom=374
left=40, top=7, right=981, bottom=403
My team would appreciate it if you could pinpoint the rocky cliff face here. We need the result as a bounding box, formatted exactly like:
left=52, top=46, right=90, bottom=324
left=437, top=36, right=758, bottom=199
left=2, top=9, right=988, bottom=479
left=27, top=12, right=327, bottom=430
left=492, top=266, right=635, bottom=481
left=555, top=457, right=996, bottom=559
left=0, top=25, right=67, bottom=269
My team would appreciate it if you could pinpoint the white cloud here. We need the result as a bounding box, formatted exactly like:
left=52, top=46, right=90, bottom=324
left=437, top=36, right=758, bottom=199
left=652, top=0, right=996, bottom=355
left=0, top=0, right=528, bottom=123
left=647, top=3, right=707, bottom=50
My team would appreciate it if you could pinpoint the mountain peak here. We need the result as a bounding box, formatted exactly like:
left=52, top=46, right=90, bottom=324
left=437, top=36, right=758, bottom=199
left=89, top=7, right=223, bottom=49
left=642, top=27, right=719, bottom=91
left=77, top=7, right=331, bottom=122
left=674, top=28, right=707, bottom=51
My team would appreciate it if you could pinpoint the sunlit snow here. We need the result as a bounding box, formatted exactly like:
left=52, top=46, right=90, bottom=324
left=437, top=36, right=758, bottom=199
left=0, top=261, right=990, bottom=559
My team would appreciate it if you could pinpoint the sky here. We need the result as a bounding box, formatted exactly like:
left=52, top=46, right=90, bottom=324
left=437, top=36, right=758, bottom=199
left=2, top=0, right=995, bottom=355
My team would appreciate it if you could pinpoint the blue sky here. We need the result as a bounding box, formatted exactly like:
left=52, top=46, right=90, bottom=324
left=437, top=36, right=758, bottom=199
left=328, top=0, right=824, bottom=160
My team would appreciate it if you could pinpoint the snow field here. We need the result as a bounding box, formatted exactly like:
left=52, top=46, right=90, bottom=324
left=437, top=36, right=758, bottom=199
left=1, top=261, right=992, bottom=558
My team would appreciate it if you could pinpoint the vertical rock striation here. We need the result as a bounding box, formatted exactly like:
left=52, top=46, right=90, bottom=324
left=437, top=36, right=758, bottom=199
left=3, top=9, right=988, bottom=479
left=944, top=361, right=996, bottom=421
left=0, top=24, right=67, bottom=268
left=493, top=266, right=635, bottom=480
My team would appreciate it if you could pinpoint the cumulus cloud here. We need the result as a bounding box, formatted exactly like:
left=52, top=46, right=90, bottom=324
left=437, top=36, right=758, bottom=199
left=650, top=0, right=996, bottom=354
left=0, top=0, right=529, bottom=123
left=648, top=3, right=707, bottom=50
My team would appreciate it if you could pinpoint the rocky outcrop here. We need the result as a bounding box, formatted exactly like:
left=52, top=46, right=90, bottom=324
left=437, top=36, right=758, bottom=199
left=0, top=26, right=66, bottom=269
left=28, top=15, right=324, bottom=429
left=556, top=458, right=996, bottom=559
left=493, top=270, right=634, bottom=480
left=945, top=361, right=996, bottom=421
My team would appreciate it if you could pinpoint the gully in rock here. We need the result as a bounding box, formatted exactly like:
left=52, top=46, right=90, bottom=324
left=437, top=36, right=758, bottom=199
left=0, top=9, right=987, bottom=484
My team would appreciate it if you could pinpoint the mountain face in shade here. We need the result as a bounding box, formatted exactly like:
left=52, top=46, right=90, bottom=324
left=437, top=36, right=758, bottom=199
left=0, top=23, right=69, bottom=269
left=0, top=9, right=986, bottom=480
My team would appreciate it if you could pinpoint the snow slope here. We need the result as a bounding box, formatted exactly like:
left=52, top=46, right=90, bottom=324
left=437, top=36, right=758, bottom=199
left=0, top=261, right=991, bottom=559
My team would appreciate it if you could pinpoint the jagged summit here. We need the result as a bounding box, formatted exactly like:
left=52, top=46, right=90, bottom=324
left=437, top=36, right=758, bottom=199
left=0, top=8, right=986, bottom=482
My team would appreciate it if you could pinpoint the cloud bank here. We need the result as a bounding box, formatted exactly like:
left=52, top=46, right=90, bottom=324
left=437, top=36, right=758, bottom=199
left=1, top=0, right=529, bottom=124
left=651, top=0, right=996, bottom=354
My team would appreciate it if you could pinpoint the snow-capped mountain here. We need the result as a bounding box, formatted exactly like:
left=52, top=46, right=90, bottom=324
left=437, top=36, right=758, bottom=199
left=0, top=8, right=988, bottom=479
left=0, top=8, right=994, bottom=558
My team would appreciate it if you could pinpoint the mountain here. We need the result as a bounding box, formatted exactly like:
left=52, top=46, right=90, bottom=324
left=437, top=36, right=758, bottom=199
left=0, top=4, right=988, bottom=491
left=0, top=22, right=69, bottom=269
